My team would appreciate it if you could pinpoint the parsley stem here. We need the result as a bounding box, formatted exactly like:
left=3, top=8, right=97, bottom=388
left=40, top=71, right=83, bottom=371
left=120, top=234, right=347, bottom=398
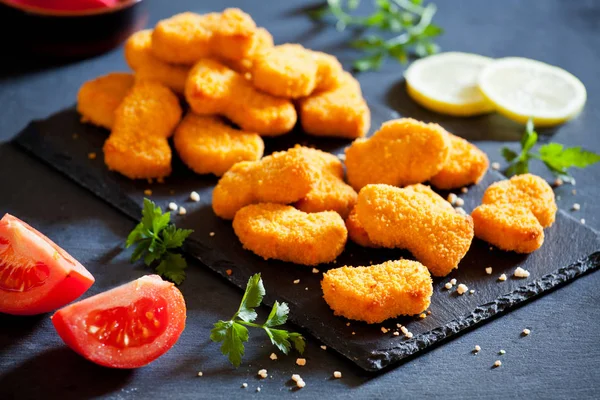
left=237, top=321, right=264, bottom=329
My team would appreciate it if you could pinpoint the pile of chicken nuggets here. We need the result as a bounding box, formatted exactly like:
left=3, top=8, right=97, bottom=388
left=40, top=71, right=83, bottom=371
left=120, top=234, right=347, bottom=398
left=75, top=8, right=558, bottom=326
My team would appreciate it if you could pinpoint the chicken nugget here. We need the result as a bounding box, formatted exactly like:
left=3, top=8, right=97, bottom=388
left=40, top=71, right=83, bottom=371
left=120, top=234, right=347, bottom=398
left=430, top=134, right=489, bottom=189
left=103, top=81, right=182, bottom=179
left=356, top=184, right=474, bottom=276
left=321, top=260, right=433, bottom=323
left=77, top=72, right=134, bottom=129
left=219, top=27, right=274, bottom=75
left=293, top=146, right=357, bottom=218
left=299, top=72, right=370, bottom=139
left=124, top=30, right=190, bottom=94
left=312, top=51, right=343, bottom=91
left=212, top=146, right=319, bottom=219
left=173, top=113, right=264, bottom=177
left=345, top=118, right=450, bottom=190
left=471, top=174, right=556, bottom=253
left=345, top=206, right=378, bottom=248
left=185, top=59, right=297, bottom=136
left=151, top=9, right=257, bottom=65
left=233, top=203, right=347, bottom=266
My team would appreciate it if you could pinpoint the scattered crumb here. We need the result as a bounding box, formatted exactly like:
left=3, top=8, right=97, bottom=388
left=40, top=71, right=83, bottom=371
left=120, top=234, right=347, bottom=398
left=513, top=267, right=530, bottom=278
left=491, top=162, right=500, bottom=170
left=454, top=197, right=465, bottom=207
left=168, top=202, right=178, bottom=211
left=522, top=328, right=531, bottom=336
left=226, top=269, right=232, bottom=276
left=291, top=374, right=301, bottom=382
left=447, top=193, right=458, bottom=205
left=293, top=279, right=300, bottom=284
left=469, top=289, right=475, bottom=294
left=553, top=178, right=563, bottom=187
left=405, top=332, right=414, bottom=339
left=312, top=268, right=319, bottom=274
left=400, top=326, right=409, bottom=335
left=581, top=218, right=586, bottom=225
left=494, top=360, right=502, bottom=368
left=427, top=311, right=432, bottom=315
left=190, top=191, right=200, bottom=202
left=461, top=187, right=469, bottom=194
left=256, top=387, right=261, bottom=392
left=450, top=278, right=457, bottom=285
left=393, top=331, right=400, bottom=336
left=352, top=332, right=356, bottom=335
left=474, top=345, right=481, bottom=352
left=455, top=207, right=468, bottom=216
left=381, top=327, right=389, bottom=334
left=498, top=274, right=507, bottom=282
left=87, top=152, right=97, bottom=160
left=296, top=379, right=306, bottom=389
left=178, top=206, right=187, bottom=215
left=486, top=267, right=492, bottom=275
left=197, top=371, right=203, bottom=377
left=333, top=371, right=342, bottom=379
left=320, top=345, right=327, bottom=350
left=270, top=353, right=277, bottom=360
left=346, top=322, right=351, bottom=327
left=457, top=283, right=468, bottom=295
left=419, top=313, right=426, bottom=319
left=305, top=287, right=308, bottom=291
left=258, top=369, right=268, bottom=379
left=489, top=246, right=494, bottom=251
left=444, top=282, right=453, bottom=290
left=143, top=189, right=152, bottom=196
left=242, top=383, right=248, bottom=388
left=572, top=203, right=581, bottom=211
left=499, top=350, right=506, bottom=355
left=397, top=323, right=402, bottom=328
left=296, top=358, right=306, bottom=366
left=209, top=232, right=215, bottom=237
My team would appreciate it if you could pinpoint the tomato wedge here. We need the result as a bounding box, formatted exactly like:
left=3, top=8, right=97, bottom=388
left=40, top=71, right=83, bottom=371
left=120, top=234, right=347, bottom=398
left=51, top=275, right=186, bottom=369
left=0, top=213, right=95, bottom=315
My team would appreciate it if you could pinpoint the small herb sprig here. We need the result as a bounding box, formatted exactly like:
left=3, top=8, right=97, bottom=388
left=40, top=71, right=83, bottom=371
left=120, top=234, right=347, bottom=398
left=125, top=198, right=193, bottom=284
left=310, top=0, right=443, bottom=71
left=211, top=274, right=305, bottom=367
left=502, top=119, right=600, bottom=184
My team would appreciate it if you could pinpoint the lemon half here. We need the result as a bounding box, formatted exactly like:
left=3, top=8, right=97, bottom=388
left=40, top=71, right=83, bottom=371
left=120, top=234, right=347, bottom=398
left=405, top=52, right=495, bottom=117
left=478, top=57, right=587, bottom=127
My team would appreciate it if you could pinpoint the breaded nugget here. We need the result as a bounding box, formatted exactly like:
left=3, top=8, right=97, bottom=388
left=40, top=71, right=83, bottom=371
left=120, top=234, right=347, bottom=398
left=345, top=206, right=378, bottom=248
left=471, top=174, right=556, bottom=253
left=251, top=44, right=318, bottom=98
left=124, top=30, right=190, bottom=94
left=219, top=27, right=274, bottom=75
left=430, top=134, right=489, bottom=189
left=345, top=118, right=450, bottom=190
left=293, top=147, right=357, bottom=219
left=185, top=59, right=297, bottom=136
left=103, top=81, right=182, bottom=179
left=151, top=9, right=257, bottom=65
left=312, top=51, right=343, bottom=91
left=356, top=184, right=474, bottom=276
left=173, top=113, right=264, bottom=176
left=77, top=72, right=134, bottom=129
left=321, top=260, right=433, bottom=323
left=233, top=203, right=347, bottom=266
left=212, top=146, right=319, bottom=219
left=299, top=72, right=370, bottom=139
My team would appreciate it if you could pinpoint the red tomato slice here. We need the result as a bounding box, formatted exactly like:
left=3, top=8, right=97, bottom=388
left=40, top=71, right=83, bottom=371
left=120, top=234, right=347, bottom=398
left=0, top=213, right=95, bottom=315
left=51, top=275, right=186, bottom=369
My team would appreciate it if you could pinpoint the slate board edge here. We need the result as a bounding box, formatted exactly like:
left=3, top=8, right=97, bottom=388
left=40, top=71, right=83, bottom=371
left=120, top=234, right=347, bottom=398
left=13, top=121, right=600, bottom=372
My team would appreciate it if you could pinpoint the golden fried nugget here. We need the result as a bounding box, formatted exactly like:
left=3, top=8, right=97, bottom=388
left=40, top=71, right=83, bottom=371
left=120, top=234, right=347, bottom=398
left=430, top=134, right=489, bottom=189
left=299, top=72, right=370, bottom=139
left=233, top=203, right=347, bottom=266
left=124, top=30, right=190, bottom=94
left=185, top=59, right=297, bottom=136
left=77, top=72, right=134, bottom=129
left=103, top=81, right=182, bottom=179
left=173, top=113, right=264, bottom=177
left=312, top=51, right=343, bottom=91
left=321, top=260, right=433, bottom=323
left=356, top=184, right=474, bottom=276
left=219, top=27, right=274, bottom=75
left=345, top=206, right=378, bottom=248
left=251, top=44, right=318, bottom=98
left=212, top=146, right=319, bottom=219
left=151, top=9, right=257, bottom=65
left=345, top=118, right=450, bottom=190
left=293, top=147, right=357, bottom=219
left=471, top=174, right=556, bottom=253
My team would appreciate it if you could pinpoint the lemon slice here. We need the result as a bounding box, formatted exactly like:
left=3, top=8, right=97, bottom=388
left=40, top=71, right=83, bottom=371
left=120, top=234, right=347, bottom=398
left=478, top=57, right=587, bottom=127
left=405, top=52, right=495, bottom=117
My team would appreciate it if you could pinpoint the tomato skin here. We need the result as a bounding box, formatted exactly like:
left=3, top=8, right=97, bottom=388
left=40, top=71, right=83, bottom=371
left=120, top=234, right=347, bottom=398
left=0, top=214, right=95, bottom=315
left=51, top=275, right=186, bottom=369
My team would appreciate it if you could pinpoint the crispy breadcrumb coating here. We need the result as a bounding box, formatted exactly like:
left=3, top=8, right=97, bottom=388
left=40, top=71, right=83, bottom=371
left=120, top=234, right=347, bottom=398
left=356, top=184, right=474, bottom=276
left=312, top=51, right=343, bottom=91
left=293, top=146, right=357, bottom=219
left=219, top=27, right=274, bottom=75
left=173, top=113, right=264, bottom=177
left=233, top=203, right=347, bottom=266
left=151, top=9, right=258, bottom=64
left=299, top=72, right=370, bottom=139
left=345, top=206, right=378, bottom=248
left=103, top=81, right=182, bottom=179
left=345, top=118, right=450, bottom=190
left=77, top=72, right=134, bottom=129
left=429, top=134, right=489, bottom=190
left=471, top=174, right=556, bottom=253
left=212, top=146, right=320, bottom=219
left=124, top=29, right=190, bottom=94
left=321, top=260, right=433, bottom=323
left=185, top=59, right=297, bottom=136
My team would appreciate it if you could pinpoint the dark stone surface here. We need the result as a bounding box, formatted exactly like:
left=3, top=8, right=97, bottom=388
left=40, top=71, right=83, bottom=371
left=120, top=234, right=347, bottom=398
left=1, top=0, right=600, bottom=398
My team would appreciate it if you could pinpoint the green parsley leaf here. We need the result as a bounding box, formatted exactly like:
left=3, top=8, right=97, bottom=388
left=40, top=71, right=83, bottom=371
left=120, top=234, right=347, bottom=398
left=501, top=147, right=519, bottom=163
left=289, top=332, right=306, bottom=354
left=155, top=253, right=187, bottom=285
left=236, top=274, right=265, bottom=322
left=539, top=143, right=600, bottom=170
left=353, top=52, right=385, bottom=71
left=265, top=328, right=293, bottom=354
left=161, top=224, right=194, bottom=249
left=265, top=301, right=289, bottom=327
left=216, top=322, right=248, bottom=368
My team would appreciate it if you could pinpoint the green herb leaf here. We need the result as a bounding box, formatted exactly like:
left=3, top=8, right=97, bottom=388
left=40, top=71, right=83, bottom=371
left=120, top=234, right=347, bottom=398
left=501, top=147, right=519, bottom=163
left=265, top=328, right=293, bottom=354
left=161, top=225, right=194, bottom=249
left=213, top=322, right=248, bottom=368
left=353, top=52, right=385, bottom=71
left=521, top=119, right=538, bottom=153
left=539, top=143, right=600, bottom=170
left=265, top=301, right=289, bottom=327
left=155, top=252, right=187, bottom=285
left=289, top=332, right=306, bottom=354
left=236, top=274, right=265, bottom=322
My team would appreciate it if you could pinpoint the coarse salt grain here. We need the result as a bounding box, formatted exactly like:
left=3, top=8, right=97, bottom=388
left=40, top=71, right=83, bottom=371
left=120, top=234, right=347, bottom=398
left=312, top=268, right=319, bottom=273
left=270, top=353, right=277, bottom=360
left=581, top=218, right=586, bottom=224
left=320, top=345, right=327, bottom=350
left=400, top=326, right=408, bottom=335
left=197, top=371, right=203, bottom=376
left=178, top=206, right=187, bottom=215
left=405, top=332, right=414, bottom=339
left=296, top=358, right=306, bottom=366
left=346, top=322, right=351, bottom=326
left=447, top=193, right=458, bottom=205
left=168, top=202, right=178, bottom=211
left=333, top=371, right=342, bottom=379
left=419, top=313, right=426, bottom=319
left=522, top=328, right=531, bottom=336
left=454, top=198, right=465, bottom=207
left=256, top=387, right=261, bottom=392
left=444, top=282, right=453, bottom=290
left=494, top=360, right=502, bottom=368
left=486, top=267, right=492, bottom=275
left=491, top=162, right=500, bottom=170
left=513, top=267, right=530, bottom=278
left=450, top=278, right=457, bottom=285
left=572, top=203, right=581, bottom=211
left=427, top=311, right=432, bottom=315
left=554, top=178, right=563, bottom=187
left=393, top=331, right=400, bottom=336
left=474, top=345, right=481, bottom=352
left=291, top=374, right=301, bottom=382
left=352, top=332, right=356, bottom=335
left=242, top=383, right=248, bottom=388
left=190, top=191, right=200, bottom=202
left=209, top=232, right=215, bottom=237
left=498, top=274, right=507, bottom=281
left=469, top=289, right=475, bottom=294
left=296, top=380, right=306, bottom=388
left=499, top=350, right=506, bottom=355
left=258, top=369, right=268, bottom=379
left=381, top=327, right=389, bottom=334
left=293, top=279, right=300, bottom=284
left=456, top=283, right=468, bottom=295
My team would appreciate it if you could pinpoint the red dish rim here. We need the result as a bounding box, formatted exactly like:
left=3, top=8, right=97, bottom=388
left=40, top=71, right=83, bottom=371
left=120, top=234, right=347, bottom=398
left=0, top=0, right=142, bottom=17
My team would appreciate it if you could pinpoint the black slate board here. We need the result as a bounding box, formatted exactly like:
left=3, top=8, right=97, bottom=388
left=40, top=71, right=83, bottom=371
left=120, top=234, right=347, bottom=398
left=14, top=105, right=600, bottom=372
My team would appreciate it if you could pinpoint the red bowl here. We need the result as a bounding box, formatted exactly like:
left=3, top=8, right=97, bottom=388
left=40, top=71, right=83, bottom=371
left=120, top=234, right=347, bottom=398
left=0, top=0, right=148, bottom=59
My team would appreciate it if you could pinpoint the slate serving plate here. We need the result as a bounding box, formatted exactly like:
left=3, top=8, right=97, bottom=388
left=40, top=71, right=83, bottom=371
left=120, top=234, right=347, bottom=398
left=14, top=104, right=600, bottom=372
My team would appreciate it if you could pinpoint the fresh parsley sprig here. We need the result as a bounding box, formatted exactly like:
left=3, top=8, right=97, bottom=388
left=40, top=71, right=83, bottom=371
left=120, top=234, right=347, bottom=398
left=211, top=274, right=306, bottom=367
left=502, top=119, right=600, bottom=184
left=125, top=198, right=193, bottom=284
left=310, top=0, right=443, bottom=71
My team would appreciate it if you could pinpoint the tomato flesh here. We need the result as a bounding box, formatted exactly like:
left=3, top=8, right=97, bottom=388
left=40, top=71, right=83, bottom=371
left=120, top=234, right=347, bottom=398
left=52, top=275, right=186, bottom=369
left=0, top=214, right=95, bottom=315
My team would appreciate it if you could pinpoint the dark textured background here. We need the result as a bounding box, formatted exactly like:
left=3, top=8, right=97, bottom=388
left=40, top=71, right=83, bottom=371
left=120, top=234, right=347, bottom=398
left=1, top=0, right=599, bottom=398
